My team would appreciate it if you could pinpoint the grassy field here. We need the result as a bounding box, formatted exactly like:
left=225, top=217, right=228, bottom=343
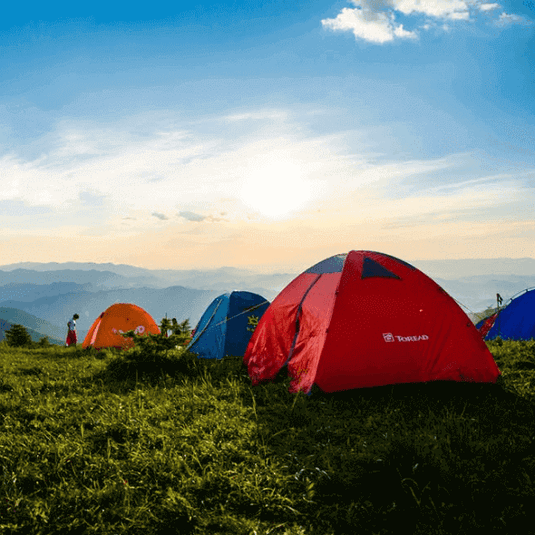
left=1, top=339, right=535, bottom=534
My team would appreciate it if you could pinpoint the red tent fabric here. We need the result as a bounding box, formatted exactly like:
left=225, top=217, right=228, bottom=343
left=244, top=251, right=501, bottom=394
left=476, top=312, right=499, bottom=339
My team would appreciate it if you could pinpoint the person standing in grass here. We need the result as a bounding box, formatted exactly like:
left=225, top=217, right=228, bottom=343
left=65, top=314, right=80, bottom=347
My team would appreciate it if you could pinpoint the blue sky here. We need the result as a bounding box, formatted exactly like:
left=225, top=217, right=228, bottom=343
left=1, top=0, right=534, bottom=271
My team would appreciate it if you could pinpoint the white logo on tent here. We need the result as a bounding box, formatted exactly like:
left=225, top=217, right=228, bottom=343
left=383, top=333, right=429, bottom=342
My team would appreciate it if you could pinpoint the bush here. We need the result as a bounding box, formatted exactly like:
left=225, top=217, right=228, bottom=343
left=4, top=324, right=33, bottom=348
left=121, top=317, right=192, bottom=361
left=95, top=318, right=199, bottom=381
left=38, top=336, right=51, bottom=348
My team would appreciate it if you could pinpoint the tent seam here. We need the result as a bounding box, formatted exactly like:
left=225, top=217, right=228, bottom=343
left=283, top=274, right=322, bottom=368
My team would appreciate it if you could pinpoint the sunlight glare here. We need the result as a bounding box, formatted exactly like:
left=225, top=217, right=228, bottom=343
left=240, top=160, right=311, bottom=219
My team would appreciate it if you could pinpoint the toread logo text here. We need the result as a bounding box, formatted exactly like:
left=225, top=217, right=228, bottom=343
left=383, top=333, right=429, bottom=342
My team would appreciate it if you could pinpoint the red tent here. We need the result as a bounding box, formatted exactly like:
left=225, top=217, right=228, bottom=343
left=244, top=251, right=501, bottom=393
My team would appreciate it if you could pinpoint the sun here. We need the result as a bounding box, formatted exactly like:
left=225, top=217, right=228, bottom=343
left=240, top=160, right=311, bottom=219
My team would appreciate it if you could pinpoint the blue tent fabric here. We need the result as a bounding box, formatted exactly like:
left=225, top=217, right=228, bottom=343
left=187, top=291, right=270, bottom=359
left=485, top=289, right=535, bottom=340
left=186, top=297, right=227, bottom=359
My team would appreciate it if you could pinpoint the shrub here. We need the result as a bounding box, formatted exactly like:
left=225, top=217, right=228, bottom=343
left=4, top=324, right=33, bottom=347
left=38, top=336, right=51, bottom=348
left=121, top=317, right=192, bottom=361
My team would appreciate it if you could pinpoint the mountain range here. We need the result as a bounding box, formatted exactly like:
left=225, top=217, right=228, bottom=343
left=0, top=258, right=534, bottom=344
left=0, top=308, right=65, bottom=345
left=0, top=262, right=293, bottom=294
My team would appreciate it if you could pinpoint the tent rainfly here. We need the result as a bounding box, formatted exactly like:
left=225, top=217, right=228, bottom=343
left=187, top=291, right=269, bottom=359
left=244, top=250, right=501, bottom=394
left=82, top=303, right=160, bottom=350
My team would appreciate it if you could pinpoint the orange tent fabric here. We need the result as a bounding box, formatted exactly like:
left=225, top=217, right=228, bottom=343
left=82, top=303, right=160, bottom=350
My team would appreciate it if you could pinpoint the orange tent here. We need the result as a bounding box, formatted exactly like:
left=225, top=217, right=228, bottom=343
left=82, top=303, right=160, bottom=350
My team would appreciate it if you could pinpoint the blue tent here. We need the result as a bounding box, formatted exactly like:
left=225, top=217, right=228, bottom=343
left=187, top=291, right=270, bottom=359
left=485, top=288, right=535, bottom=340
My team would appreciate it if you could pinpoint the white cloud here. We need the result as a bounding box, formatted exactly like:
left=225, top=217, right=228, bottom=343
left=323, top=0, right=528, bottom=43
left=393, top=0, right=469, bottom=19
left=0, top=109, right=342, bottom=228
left=223, top=110, right=289, bottom=123
left=322, top=6, right=417, bottom=44
left=478, top=3, right=500, bottom=11
left=494, top=12, right=531, bottom=25
left=2, top=105, right=532, bottom=257
left=449, top=11, right=470, bottom=19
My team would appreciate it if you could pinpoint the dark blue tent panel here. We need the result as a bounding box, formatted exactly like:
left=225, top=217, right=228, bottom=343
left=305, top=254, right=347, bottom=274
left=361, top=257, right=400, bottom=279
left=485, top=289, right=535, bottom=340
left=187, top=291, right=270, bottom=359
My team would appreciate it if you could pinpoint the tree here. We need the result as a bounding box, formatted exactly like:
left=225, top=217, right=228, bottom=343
left=5, top=324, right=33, bottom=347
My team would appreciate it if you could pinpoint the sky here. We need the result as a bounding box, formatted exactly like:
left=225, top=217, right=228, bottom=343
left=1, top=0, right=534, bottom=272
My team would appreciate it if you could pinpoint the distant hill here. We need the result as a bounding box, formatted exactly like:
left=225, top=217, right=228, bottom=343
left=435, top=275, right=535, bottom=314
left=0, top=282, right=93, bottom=302
left=0, top=262, right=294, bottom=296
left=0, top=307, right=66, bottom=342
left=0, top=261, right=152, bottom=277
left=0, top=269, right=152, bottom=289
left=412, top=258, right=535, bottom=279
left=0, top=313, right=64, bottom=345
left=4, top=258, right=535, bottom=279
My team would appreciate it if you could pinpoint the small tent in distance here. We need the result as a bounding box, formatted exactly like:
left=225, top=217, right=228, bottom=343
left=82, top=303, right=160, bottom=350
left=244, top=250, right=501, bottom=394
left=187, top=291, right=269, bottom=359
left=483, top=288, right=535, bottom=341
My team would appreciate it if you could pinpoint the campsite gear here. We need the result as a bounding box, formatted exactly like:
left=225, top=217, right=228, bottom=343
left=483, top=288, right=535, bottom=340
left=244, top=250, right=501, bottom=394
left=82, top=303, right=160, bottom=350
left=187, top=291, right=269, bottom=359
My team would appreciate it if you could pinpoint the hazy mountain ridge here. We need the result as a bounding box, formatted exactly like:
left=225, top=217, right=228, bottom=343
left=4, top=258, right=535, bottom=277
left=0, top=282, right=93, bottom=302
left=1, top=259, right=534, bottom=343
left=412, top=258, right=535, bottom=279
left=0, top=319, right=58, bottom=344
left=435, top=275, right=535, bottom=313
left=0, top=269, right=139, bottom=289
left=0, top=263, right=296, bottom=293
left=0, top=309, right=65, bottom=344
left=0, top=262, right=150, bottom=276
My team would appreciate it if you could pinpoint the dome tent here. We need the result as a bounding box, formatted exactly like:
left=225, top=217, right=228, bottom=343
left=244, top=251, right=500, bottom=394
left=187, top=291, right=269, bottom=359
left=82, top=303, right=160, bottom=350
left=484, top=288, right=535, bottom=340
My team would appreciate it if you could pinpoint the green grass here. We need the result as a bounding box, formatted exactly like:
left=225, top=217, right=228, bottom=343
left=0, top=340, right=535, bottom=534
